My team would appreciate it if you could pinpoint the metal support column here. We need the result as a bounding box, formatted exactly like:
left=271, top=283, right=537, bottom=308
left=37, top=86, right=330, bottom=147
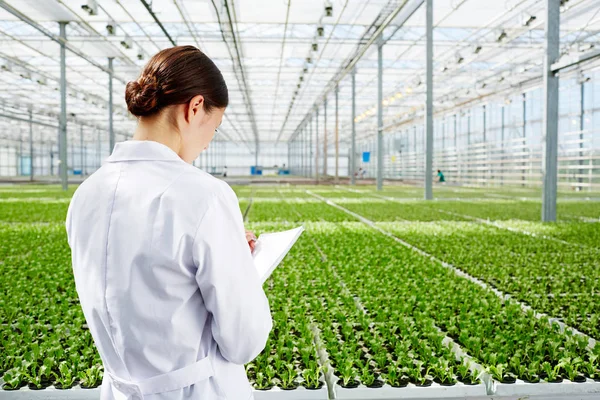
left=287, top=142, right=291, bottom=172
left=578, top=82, right=584, bottom=189
left=482, top=105, right=487, bottom=142
left=542, top=0, right=560, bottom=222
left=29, top=109, right=33, bottom=181
left=424, top=0, right=433, bottom=200
left=255, top=142, right=259, bottom=169
left=335, top=85, right=339, bottom=181
left=323, top=99, right=328, bottom=176
left=351, top=68, right=357, bottom=185
left=59, top=22, right=68, bottom=190
left=466, top=112, right=471, bottom=182
left=453, top=114, right=457, bottom=147
left=522, top=92, right=527, bottom=186
left=309, top=116, right=313, bottom=178
left=453, top=115, right=458, bottom=180
left=18, top=135, right=23, bottom=176
left=501, top=106, right=505, bottom=186
left=301, top=126, right=304, bottom=177
left=305, top=125, right=308, bottom=177
left=483, top=105, right=488, bottom=183
left=108, top=57, right=115, bottom=155
left=315, top=108, right=320, bottom=183
left=376, top=33, right=384, bottom=191
left=80, top=124, right=84, bottom=176
left=304, top=125, right=308, bottom=177
left=302, top=123, right=308, bottom=177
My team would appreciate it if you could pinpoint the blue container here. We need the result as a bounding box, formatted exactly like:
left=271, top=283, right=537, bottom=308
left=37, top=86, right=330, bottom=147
left=250, top=166, right=262, bottom=175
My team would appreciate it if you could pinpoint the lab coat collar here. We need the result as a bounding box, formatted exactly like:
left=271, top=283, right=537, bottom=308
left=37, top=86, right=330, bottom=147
left=106, top=140, right=184, bottom=163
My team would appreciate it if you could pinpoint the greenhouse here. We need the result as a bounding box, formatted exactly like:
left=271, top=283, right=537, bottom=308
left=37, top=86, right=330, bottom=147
left=0, top=0, right=599, bottom=399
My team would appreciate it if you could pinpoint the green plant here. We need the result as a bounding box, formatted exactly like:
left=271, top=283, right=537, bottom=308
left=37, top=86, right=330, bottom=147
left=2, top=368, right=23, bottom=390
left=359, top=364, right=376, bottom=386
left=54, top=362, right=76, bottom=389
left=78, top=365, right=103, bottom=388
left=561, top=357, right=583, bottom=382
left=302, top=365, right=321, bottom=388
left=542, top=361, right=562, bottom=382
left=279, top=364, right=297, bottom=389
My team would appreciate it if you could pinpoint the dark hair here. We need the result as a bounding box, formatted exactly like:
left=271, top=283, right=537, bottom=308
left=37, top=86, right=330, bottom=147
left=125, top=46, right=228, bottom=117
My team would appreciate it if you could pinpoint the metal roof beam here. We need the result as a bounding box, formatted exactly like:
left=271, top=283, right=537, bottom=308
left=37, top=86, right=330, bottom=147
left=0, top=0, right=128, bottom=85
left=551, top=48, right=600, bottom=72
left=139, top=0, right=177, bottom=47
left=210, top=0, right=260, bottom=152
left=285, top=0, right=424, bottom=143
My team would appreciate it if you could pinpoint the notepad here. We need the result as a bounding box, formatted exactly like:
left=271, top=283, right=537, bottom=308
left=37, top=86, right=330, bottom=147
left=253, top=226, right=305, bottom=283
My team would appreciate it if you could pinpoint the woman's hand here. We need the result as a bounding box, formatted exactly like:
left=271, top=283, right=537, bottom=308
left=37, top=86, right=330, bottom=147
left=245, top=230, right=257, bottom=252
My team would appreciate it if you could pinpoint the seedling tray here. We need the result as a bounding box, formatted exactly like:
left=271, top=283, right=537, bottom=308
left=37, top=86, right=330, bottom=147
left=491, top=378, right=600, bottom=398
left=0, top=385, right=328, bottom=400
left=333, top=381, right=488, bottom=400
left=254, top=385, right=328, bottom=400
left=0, top=385, right=99, bottom=400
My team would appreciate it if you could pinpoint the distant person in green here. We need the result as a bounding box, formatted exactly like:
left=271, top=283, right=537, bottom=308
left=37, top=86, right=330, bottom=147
left=437, top=169, right=445, bottom=183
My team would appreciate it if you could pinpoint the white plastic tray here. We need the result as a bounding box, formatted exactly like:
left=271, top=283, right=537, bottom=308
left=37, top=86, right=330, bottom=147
left=254, top=386, right=328, bottom=400
left=0, top=385, right=328, bottom=400
left=490, top=378, right=600, bottom=398
left=333, top=382, right=488, bottom=400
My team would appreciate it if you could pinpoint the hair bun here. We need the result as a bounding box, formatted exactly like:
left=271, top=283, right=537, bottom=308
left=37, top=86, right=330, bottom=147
left=125, top=75, right=160, bottom=117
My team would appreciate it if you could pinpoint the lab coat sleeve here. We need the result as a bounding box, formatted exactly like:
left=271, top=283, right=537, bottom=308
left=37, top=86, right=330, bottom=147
left=193, top=191, right=273, bottom=365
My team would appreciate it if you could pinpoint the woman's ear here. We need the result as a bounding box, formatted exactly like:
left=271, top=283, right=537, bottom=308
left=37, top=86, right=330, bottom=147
left=186, top=95, right=205, bottom=123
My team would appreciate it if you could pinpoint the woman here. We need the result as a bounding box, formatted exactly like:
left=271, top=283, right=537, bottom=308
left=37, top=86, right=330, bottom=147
left=66, top=46, right=272, bottom=400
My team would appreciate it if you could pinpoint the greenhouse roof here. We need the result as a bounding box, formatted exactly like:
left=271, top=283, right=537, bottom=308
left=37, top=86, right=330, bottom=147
left=0, top=0, right=599, bottom=147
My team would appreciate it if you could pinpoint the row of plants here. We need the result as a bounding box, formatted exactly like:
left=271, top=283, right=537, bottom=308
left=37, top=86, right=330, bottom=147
left=375, top=221, right=600, bottom=338
left=246, top=224, right=325, bottom=390
left=252, top=189, right=313, bottom=199
left=278, top=204, right=486, bottom=389
left=2, top=184, right=597, bottom=394
left=0, top=217, right=326, bottom=391
left=558, top=201, right=600, bottom=220
left=0, top=223, right=104, bottom=389
left=307, top=221, right=600, bottom=384
left=0, top=217, right=328, bottom=391
left=339, top=200, right=468, bottom=222
left=434, top=200, right=598, bottom=222
left=375, top=185, right=599, bottom=200
left=0, top=186, right=76, bottom=200
left=0, top=202, right=70, bottom=223
left=493, top=220, right=600, bottom=249
left=250, top=216, right=479, bottom=389
left=312, top=187, right=598, bottom=221
left=247, top=200, right=356, bottom=223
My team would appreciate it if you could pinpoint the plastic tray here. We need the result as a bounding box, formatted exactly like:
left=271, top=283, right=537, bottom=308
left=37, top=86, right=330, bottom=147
left=0, top=385, right=328, bottom=400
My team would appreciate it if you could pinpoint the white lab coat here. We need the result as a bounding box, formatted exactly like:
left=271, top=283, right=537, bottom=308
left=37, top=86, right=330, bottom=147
left=66, top=140, right=272, bottom=400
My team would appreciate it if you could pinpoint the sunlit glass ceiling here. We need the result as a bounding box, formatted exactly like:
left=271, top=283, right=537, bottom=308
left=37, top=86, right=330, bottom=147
left=0, top=0, right=598, bottom=147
